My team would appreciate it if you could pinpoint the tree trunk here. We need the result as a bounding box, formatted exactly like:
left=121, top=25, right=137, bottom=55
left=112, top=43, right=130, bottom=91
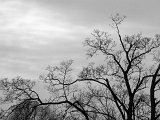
left=127, top=96, right=134, bottom=120
left=150, top=84, right=156, bottom=120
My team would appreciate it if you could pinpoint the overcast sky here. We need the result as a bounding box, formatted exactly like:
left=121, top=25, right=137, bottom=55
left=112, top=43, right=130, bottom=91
left=0, top=0, right=160, bottom=79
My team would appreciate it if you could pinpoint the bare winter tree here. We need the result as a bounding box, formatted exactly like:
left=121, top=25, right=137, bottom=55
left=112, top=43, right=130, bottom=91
left=0, top=77, right=40, bottom=120
left=78, top=14, right=160, bottom=120
left=149, top=48, right=160, bottom=120
left=0, top=61, right=90, bottom=120
left=40, top=60, right=90, bottom=120
left=76, top=84, right=117, bottom=120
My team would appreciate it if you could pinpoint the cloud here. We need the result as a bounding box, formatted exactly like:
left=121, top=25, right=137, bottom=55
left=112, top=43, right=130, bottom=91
left=0, top=0, right=90, bottom=79
left=31, top=0, right=160, bottom=27
left=0, top=0, right=160, bottom=79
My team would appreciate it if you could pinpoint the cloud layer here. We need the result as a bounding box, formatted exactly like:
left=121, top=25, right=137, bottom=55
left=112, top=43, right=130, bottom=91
left=0, top=0, right=89, bottom=78
left=0, top=0, right=160, bottom=79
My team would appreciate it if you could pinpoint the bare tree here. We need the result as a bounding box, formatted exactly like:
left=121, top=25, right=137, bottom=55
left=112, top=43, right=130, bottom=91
left=148, top=49, right=160, bottom=120
left=40, top=60, right=90, bottom=120
left=77, top=84, right=117, bottom=120
left=78, top=14, right=160, bottom=120
left=0, top=77, right=40, bottom=120
left=0, top=61, right=90, bottom=120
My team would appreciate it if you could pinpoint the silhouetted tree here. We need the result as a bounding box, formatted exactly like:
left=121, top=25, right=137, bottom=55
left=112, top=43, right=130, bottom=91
left=0, top=61, right=89, bottom=120
left=40, top=60, right=89, bottom=120
left=79, top=14, right=160, bottom=120
left=149, top=50, right=160, bottom=120
left=77, top=84, right=117, bottom=120
left=0, top=77, right=39, bottom=120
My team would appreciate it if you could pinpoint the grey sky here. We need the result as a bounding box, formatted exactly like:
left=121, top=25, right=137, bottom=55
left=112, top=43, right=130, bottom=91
left=0, top=0, right=160, bottom=79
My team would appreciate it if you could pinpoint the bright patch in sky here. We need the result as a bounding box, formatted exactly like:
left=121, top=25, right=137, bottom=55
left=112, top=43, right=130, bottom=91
left=0, top=0, right=89, bottom=79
